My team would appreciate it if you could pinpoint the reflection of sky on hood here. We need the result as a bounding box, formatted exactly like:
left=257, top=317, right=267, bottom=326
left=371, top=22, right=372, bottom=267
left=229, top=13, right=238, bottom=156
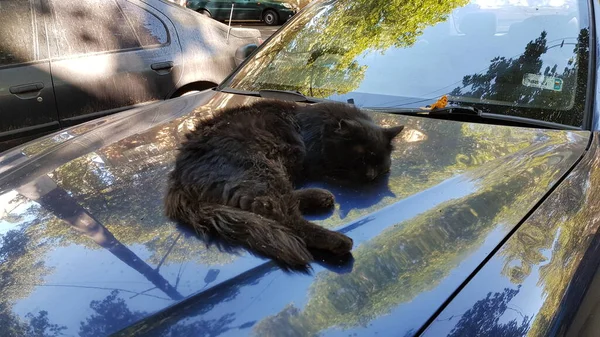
left=4, top=176, right=475, bottom=335
left=0, top=195, right=36, bottom=236
left=10, top=238, right=267, bottom=335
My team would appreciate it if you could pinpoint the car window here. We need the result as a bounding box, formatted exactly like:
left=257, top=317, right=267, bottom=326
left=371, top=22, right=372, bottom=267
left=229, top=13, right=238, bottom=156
left=49, top=0, right=140, bottom=57
left=223, top=0, right=589, bottom=127
left=117, top=0, right=169, bottom=47
left=0, top=0, right=37, bottom=66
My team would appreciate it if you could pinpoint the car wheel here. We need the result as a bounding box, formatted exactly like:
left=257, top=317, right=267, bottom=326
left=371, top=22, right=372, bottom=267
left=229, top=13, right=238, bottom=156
left=198, top=9, right=211, bottom=18
left=262, top=9, right=278, bottom=26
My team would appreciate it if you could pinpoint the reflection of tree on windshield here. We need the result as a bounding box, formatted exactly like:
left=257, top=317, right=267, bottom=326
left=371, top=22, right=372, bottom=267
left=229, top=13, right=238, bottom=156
left=450, top=28, right=589, bottom=126
left=231, top=0, right=469, bottom=97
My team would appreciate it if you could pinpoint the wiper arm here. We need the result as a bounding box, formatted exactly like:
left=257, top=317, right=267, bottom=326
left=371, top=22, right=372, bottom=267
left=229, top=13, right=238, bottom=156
left=218, top=87, right=322, bottom=103
left=371, top=105, right=578, bottom=130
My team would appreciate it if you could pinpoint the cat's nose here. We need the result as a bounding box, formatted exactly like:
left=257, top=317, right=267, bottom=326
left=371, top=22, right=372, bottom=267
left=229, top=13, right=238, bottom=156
left=366, top=168, right=378, bottom=181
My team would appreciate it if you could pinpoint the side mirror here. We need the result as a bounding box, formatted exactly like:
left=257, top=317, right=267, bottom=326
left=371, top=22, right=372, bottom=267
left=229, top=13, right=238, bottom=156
left=234, top=43, right=258, bottom=66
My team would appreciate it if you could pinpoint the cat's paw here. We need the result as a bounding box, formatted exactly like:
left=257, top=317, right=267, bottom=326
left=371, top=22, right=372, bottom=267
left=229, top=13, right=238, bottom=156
left=233, top=194, right=274, bottom=216
left=251, top=197, right=274, bottom=216
left=295, top=188, right=335, bottom=214
left=305, top=230, right=353, bottom=255
left=328, top=232, right=353, bottom=255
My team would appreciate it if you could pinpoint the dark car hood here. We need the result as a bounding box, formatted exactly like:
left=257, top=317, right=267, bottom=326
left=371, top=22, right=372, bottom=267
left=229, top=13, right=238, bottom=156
left=0, top=90, right=589, bottom=336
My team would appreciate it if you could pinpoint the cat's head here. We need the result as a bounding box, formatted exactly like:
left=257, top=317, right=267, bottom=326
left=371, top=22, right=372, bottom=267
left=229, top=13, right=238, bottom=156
left=321, top=117, right=404, bottom=183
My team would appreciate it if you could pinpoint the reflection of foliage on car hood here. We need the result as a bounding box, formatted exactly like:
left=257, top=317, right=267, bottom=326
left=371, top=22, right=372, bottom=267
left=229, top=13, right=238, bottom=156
left=313, top=114, right=536, bottom=230
left=253, top=122, right=573, bottom=336
left=498, top=146, right=600, bottom=336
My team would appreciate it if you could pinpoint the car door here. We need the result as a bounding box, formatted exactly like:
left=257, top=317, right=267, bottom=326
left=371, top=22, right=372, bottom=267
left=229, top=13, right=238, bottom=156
left=0, top=0, right=60, bottom=148
left=208, top=0, right=243, bottom=23
left=47, top=0, right=183, bottom=126
left=233, top=0, right=259, bottom=21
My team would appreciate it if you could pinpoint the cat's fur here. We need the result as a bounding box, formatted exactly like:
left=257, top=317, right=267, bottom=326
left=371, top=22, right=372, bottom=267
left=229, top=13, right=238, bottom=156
left=164, top=100, right=403, bottom=268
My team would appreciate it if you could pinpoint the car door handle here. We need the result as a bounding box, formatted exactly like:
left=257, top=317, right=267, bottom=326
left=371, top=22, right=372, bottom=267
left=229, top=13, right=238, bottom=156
left=151, top=61, right=174, bottom=71
left=10, top=82, right=44, bottom=94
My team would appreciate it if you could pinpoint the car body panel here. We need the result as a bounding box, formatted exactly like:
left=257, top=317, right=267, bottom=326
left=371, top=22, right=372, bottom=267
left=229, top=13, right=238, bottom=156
left=47, top=0, right=184, bottom=122
left=156, top=0, right=262, bottom=90
left=0, top=63, right=59, bottom=140
left=0, top=90, right=590, bottom=336
left=0, top=0, right=60, bottom=145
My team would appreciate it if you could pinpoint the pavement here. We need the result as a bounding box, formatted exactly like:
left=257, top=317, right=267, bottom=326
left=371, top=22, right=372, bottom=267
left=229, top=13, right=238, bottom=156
left=232, top=23, right=280, bottom=40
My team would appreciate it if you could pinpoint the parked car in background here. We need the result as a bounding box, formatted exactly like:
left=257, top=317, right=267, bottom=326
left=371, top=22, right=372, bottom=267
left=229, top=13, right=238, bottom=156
left=186, top=0, right=298, bottom=25
left=0, top=0, right=260, bottom=152
left=4, top=0, right=600, bottom=336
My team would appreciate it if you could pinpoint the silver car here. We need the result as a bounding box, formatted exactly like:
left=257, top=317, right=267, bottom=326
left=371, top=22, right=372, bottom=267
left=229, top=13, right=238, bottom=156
left=0, top=0, right=261, bottom=151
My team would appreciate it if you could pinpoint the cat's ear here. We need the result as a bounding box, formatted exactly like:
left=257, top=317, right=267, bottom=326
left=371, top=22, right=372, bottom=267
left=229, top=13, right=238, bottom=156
left=335, top=119, right=361, bottom=135
left=383, top=125, right=404, bottom=142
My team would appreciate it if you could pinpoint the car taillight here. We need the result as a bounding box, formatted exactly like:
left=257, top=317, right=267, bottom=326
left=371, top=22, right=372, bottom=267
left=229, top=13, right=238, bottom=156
left=258, top=38, right=264, bottom=45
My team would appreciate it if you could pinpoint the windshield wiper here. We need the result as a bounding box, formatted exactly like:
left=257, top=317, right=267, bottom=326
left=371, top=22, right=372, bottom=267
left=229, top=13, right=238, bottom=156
left=219, top=87, right=322, bottom=103
left=371, top=105, right=579, bottom=130
left=388, top=105, right=483, bottom=117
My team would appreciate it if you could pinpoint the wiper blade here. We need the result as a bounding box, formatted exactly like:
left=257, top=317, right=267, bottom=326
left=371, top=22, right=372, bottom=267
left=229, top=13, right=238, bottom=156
left=388, top=105, right=483, bottom=116
left=371, top=105, right=578, bottom=130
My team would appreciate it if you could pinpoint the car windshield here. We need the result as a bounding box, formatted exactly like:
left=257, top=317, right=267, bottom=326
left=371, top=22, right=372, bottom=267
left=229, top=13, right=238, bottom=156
left=222, top=0, right=591, bottom=127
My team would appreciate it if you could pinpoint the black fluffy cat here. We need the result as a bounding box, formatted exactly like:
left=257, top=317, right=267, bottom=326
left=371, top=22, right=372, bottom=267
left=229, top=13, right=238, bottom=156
left=165, top=100, right=403, bottom=268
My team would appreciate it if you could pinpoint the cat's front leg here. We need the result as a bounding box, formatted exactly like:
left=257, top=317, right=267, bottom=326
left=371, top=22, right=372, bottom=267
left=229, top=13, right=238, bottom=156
left=291, top=217, right=353, bottom=255
left=293, top=188, right=335, bottom=214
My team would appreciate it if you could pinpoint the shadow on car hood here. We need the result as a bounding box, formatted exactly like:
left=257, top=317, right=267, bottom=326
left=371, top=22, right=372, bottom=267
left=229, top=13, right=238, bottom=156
left=0, top=91, right=590, bottom=336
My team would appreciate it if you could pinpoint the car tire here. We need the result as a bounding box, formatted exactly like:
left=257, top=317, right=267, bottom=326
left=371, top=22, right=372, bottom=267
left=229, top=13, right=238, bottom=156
left=263, top=9, right=278, bottom=26
left=198, top=9, right=211, bottom=18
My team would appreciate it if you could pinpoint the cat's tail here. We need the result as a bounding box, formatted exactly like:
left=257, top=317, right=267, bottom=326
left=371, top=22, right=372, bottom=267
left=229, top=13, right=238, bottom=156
left=165, top=191, right=313, bottom=268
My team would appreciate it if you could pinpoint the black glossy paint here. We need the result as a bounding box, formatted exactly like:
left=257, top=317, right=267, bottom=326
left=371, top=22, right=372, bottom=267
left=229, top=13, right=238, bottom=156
left=0, top=91, right=591, bottom=336
left=422, top=133, right=600, bottom=337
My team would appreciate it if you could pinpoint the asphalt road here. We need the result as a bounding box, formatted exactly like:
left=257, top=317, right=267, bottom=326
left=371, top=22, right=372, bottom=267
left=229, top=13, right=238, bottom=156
left=233, top=23, right=280, bottom=40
